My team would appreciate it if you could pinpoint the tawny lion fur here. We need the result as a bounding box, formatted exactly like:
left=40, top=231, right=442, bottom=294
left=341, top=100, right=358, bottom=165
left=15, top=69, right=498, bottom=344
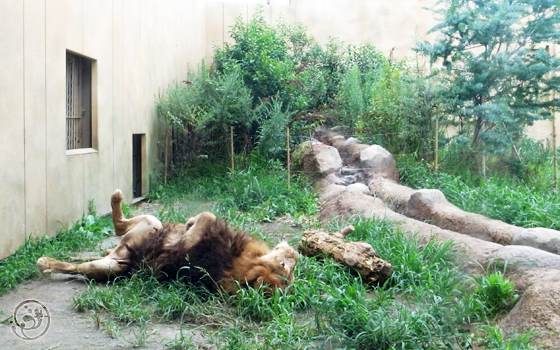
left=37, top=189, right=299, bottom=294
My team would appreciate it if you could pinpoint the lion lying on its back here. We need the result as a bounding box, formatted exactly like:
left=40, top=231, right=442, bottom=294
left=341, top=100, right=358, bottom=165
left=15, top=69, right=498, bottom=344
left=37, top=190, right=299, bottom=294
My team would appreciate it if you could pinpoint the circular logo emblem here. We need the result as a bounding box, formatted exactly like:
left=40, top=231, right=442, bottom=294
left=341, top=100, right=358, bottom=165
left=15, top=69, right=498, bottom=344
left=11, top=300, right=50, bottom=340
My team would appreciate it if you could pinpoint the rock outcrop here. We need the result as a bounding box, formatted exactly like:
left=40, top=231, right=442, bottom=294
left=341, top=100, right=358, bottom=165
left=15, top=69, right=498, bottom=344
left=297, top=127, right=560, bottom=349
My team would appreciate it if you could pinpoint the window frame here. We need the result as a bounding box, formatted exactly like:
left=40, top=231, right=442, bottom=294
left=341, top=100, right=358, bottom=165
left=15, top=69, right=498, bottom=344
left=65, top=50, right=97, bottom=155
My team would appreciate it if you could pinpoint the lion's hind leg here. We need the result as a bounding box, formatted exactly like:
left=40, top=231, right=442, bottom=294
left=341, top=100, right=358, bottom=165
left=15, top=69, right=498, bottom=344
left=37, top=256, right=128, bottom=280
left=37, top=243, right=133, bottom=280
left=111, top=189, right=162, bottom=236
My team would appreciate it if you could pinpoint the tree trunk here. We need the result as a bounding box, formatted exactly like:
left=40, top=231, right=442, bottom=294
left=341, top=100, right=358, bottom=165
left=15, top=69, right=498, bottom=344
left=300, top=226, right=394, bottom=285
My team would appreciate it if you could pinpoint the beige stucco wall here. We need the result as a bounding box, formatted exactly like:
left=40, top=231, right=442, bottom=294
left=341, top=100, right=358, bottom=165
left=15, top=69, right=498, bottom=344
left=205, top=0, right=438, bottom=60
left=0, top=0, right=206, bottom=260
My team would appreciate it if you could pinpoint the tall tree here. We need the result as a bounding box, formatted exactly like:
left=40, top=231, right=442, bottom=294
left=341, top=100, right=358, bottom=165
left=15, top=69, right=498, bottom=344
left=417, top=0, right=560, bottom=157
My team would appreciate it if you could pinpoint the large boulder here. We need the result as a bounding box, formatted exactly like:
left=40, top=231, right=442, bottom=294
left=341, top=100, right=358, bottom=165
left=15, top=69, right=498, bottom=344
left=360, top=145, right=399, bottom=182
left=500, top=281, right=560, bottom=350
left=318, top=186, right=386, bottom=220
left=404, top=189, right=522, bottom=245
left=346, top=183, right=370, bottom=195
left=297, top=140, right=342, bottom=177
left=512, top=228, right=560, bottom=255
left=330, top=135, right=346, bottom=150
left=368, top=178, right=414, bottom=213
left=337, top=137, right=362, bottom=164
left=493, top=245, right=560, bottom=270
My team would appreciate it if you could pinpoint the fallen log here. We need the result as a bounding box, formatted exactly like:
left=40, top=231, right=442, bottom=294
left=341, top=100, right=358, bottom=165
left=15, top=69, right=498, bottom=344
left=300, top=225, right=394, bottom=285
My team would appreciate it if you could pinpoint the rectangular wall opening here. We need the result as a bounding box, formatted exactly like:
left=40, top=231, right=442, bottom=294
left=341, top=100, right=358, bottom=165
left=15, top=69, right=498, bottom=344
left=66, top=51, right=96, bottom=151
left=132, top=134, right=145, bottom=198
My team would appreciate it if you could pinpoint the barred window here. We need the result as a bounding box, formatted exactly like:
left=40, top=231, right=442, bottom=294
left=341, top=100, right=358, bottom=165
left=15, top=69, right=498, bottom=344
left=66, top=51, right=93, bottom=150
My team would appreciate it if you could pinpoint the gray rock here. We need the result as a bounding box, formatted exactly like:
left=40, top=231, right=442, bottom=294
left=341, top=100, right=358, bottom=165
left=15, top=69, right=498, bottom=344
left=346, top=183, right=370, bottom=195
left=404, top=189, right=522, bottom=245
left=298, top=141, right=342, bottom=176
left=331, top=136, right=346, bottom=150
left=332, top=135, right=345, bottom=141
left=493, top=245, right=560, bottom=269
left=500, top=281, right=560, bottom=350
left=342, top=137, right=361, bottom=151
left=512, top=228, right=560, bottom=255
left=408, top=189, right=449, bottom=205
left=368, top=178, right=414, bottom=213
left=345, top=143, right=370, bottom=165
left=359, top=145, right=399, bottom=182
left=330, top=126, right=346, bottom=132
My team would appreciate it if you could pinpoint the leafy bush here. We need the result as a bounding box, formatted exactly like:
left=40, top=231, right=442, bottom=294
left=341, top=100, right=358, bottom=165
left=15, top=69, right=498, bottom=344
left=336, top=52, right=437, bottom=158
left=255, top=98, right=293, bottom=159
left=214, top=9, right=298, bottom=107
left=338, top=65, right=365, bottom=121
left=156, top=65, right=256, bottom=166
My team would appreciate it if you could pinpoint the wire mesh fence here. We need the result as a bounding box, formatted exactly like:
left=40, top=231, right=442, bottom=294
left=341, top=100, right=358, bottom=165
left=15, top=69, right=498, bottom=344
left=163, top=123, right=559, bottom=190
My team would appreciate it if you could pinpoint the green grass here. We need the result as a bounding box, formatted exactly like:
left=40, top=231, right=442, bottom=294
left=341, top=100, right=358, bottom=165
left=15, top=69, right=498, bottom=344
left=0, top=159, right=544, bottom=349
left=398, top=161, right=560, bottom=230
left=0, top=214, right=113, bottom=296
left=70, top=216, right=541, bottom=349
left=150, top=159, right=319, bottom=230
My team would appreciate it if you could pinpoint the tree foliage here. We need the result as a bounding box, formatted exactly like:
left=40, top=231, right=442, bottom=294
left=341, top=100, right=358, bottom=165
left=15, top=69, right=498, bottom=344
left=157, top=6, right=437, bottom=171
left=417, top=0, right=560, bottom=156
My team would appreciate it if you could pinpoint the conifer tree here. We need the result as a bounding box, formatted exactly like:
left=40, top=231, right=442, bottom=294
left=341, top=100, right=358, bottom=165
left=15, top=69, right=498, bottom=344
left=418, top=0, right=560, bottom=157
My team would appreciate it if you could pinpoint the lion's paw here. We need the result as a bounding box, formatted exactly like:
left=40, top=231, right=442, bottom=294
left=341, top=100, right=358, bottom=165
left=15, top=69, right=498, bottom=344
left=36, top=257, right=54, bottom=274
left=111, top=189, right=123, bottom=203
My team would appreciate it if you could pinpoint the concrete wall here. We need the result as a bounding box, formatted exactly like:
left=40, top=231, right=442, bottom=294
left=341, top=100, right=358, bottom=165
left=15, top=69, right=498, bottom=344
left=205, top=0, right=438, bottom=60
left=0, top=0, right=206, bottom=260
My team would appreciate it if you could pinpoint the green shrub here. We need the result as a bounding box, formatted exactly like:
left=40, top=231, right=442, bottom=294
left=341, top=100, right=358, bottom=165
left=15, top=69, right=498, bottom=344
left=156, top=65, right=256, bottom=166
left=213, top=8, right=298, bottom=107
left=335, top=52, right=437, bottom=158
left=255, top=98, right=293, bottom=159
left=338, top=65, right=365, bottom=122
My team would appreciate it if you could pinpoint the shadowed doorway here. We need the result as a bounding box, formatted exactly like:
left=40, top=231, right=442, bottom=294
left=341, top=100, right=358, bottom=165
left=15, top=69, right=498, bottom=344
left=132, top=134, right=144, bottom=198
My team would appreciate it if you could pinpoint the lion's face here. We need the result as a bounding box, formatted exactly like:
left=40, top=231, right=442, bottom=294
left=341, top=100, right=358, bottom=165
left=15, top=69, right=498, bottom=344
left=258, top=242, right=299, bottom=291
